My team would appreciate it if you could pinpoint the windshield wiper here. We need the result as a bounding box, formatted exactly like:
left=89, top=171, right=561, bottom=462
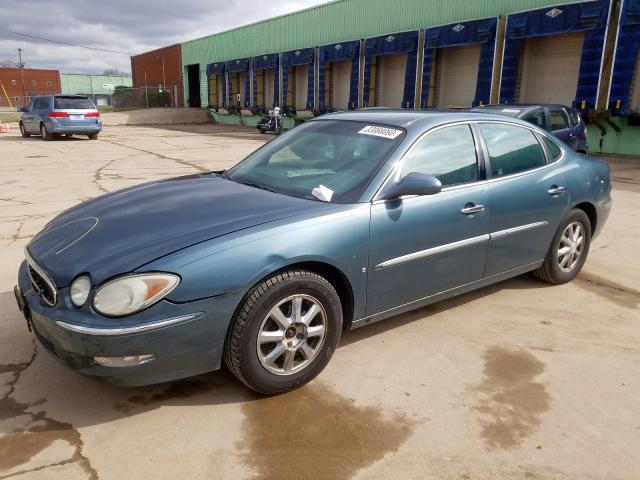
left=236, top=180, right=277, bottom=194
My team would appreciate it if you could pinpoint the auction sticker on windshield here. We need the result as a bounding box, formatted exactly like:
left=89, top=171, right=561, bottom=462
left=358, top=125, right=403, bottom=139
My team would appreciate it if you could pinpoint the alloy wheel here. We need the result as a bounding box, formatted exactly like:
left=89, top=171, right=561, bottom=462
left=557, top=221, right=585, bottom=272
left=256, top=294, right=327, bottom=375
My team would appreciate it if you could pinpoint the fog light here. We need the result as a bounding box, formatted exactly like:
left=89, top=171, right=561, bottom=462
left=93, top=354, right=155, bottom=367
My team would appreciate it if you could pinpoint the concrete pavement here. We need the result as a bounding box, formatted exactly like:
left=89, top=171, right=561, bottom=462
left=0, top=124, right=638, bottom=479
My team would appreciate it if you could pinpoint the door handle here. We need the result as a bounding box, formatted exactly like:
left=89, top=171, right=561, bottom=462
left=547, top=186, right=566, bottom=195
left=460, top=204, right=485, bottom=215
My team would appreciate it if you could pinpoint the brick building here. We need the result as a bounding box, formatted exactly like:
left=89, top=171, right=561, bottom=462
left=130, top=44, right=183, bottom=107
left=0, top=68, right=61, bottom=107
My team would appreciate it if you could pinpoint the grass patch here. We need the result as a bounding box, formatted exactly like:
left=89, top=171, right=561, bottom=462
left=0, top=112, right=21, bottom=123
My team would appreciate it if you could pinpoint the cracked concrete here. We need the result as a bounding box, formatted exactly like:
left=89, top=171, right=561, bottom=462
left=0, top=124, right=638, bottom=479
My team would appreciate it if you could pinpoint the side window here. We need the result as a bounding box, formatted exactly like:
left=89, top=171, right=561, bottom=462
left=26, top=100, right=35, bottom=112
left=568, top=109, right=582, bottom=127
left=479, top=123, right=546, bottom=178
left=541, top=135, right=562, bottom=162
left=548, top=109, right=570, bottom=131
left=35, top=97, right=50, bottom=110
left=522, top=109, right=547, bottom=129
left=401, top=125, right=478, bottom=188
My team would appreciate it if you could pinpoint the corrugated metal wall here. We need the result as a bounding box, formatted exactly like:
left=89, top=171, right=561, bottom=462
left=182, top=0, right=565, bottom=66
left=60, top=74, right=133, bottom=95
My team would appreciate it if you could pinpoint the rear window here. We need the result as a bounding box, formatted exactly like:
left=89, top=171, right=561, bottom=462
left=53, top=96, right=95, bottom=109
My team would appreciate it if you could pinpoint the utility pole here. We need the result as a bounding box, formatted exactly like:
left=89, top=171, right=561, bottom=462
left=17, top=48, right=26, bottom=103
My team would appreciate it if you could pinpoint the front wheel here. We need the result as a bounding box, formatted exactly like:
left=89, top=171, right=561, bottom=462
left=224, top=270, right=343, bottom=394
left=533, top=208, right=592, bottom=284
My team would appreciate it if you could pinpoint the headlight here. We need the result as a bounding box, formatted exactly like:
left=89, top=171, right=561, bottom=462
left=70, top=275, right=91, bottom=307
left=93, top=273, right=180, bottom=317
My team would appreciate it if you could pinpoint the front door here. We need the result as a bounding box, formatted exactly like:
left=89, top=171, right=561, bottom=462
left=478, top=122, right=570, bottom=276
left=367, top=124, right=489, bottom=315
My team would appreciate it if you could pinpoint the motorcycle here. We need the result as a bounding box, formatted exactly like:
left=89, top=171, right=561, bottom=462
left=256, top=106, right=284, bottom=135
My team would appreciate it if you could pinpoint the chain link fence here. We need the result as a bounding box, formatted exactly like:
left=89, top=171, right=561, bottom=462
left=0, top=84, right=183, bottom=112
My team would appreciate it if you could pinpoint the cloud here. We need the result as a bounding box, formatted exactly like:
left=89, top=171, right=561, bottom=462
left=0, top=0, right=327, bottom=73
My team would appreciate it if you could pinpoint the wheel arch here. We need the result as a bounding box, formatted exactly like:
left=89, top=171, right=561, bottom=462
left=231, top=260, right=356, bottom=333
left=572, top=201, right=597, bottom=236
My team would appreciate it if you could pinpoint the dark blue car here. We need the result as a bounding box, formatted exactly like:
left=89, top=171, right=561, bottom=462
left=471, top=104, right=589, bottom=153
left=14, top=110, right=611, bottom=394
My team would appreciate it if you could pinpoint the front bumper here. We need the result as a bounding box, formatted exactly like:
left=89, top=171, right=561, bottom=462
left=17, top=261, right=238, bottom=386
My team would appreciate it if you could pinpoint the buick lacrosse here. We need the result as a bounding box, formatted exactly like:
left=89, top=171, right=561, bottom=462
left=15, top=110, right=611, bottom=394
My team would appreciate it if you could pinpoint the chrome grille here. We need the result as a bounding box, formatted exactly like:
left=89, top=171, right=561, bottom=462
left=25, top=250, right=57, bottom=307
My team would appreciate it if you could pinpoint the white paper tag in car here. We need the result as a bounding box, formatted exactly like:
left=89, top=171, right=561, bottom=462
left=501, top=109, right=521, bottom=114
left=311, top=184, right=334, bottom=202
left=358, top=125, right=403, bottom=139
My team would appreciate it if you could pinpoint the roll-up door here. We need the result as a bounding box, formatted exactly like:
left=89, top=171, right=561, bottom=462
left=286, top=68, right=296, bottom=108
left=377, top=53, right=407, bottom=107
left=294, top=65, right=308, bottom=110
left=518, top=31, right=584, bottom=105
left=208, top=76, right=218, bottom=106
left=264, top=69, right=275, bottom=108
left=436, top=44, right=481, bottom=108
left=238, top=72, right=246, bottom=106
left=331, top=60, right=351, bottom=109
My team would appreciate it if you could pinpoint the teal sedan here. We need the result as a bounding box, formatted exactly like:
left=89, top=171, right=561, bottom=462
left=15, top=110, right=611, bottom=394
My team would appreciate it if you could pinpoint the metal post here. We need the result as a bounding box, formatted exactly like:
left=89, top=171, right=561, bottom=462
left=144, top=72, right=149, bottom=108
left=18, top=48, right=26, bottom=103
left=161, top=55, right=166, bottom=92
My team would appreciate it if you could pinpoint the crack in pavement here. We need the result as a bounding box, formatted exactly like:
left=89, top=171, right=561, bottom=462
left=0, top=340, right=98, bottom=480
left=99, top=137, right=208, bottom=173
left=92, top=159, right=117, bottom=194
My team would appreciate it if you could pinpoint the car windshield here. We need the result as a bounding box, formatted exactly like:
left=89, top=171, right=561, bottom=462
left=227, top=120, right=405, bottom=203
left=53, top=96, right=95, bottom=109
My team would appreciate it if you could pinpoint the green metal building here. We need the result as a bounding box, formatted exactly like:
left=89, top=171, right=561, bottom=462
left=179, top=0, right=639, bottom=154
left=60, top=73, right=133, bottom=105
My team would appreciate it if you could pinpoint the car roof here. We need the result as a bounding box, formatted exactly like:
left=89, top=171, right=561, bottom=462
left=313, top=108, right=540, bottom=130
left=473, top=103, right=575, bottom=112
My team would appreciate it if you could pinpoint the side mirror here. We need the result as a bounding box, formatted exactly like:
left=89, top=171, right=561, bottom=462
left=16, top=106, right=25, bottom=112
left=381, top=172, right=442, bottom=200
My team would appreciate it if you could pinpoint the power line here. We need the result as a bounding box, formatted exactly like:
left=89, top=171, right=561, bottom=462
left=0, top=27, right=135, bottom=55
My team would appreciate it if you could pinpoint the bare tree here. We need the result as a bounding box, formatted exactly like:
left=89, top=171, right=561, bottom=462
left=0, top=59, right=18, bottom=68
left=102, top=68, right=128, bottom=76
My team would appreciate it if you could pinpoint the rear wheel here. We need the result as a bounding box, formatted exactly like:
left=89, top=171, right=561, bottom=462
left=533, top=208, right=591, bottom=284
left=65, top=133, right=73, bottom=138
left=224, top=270, right=342, bottom=394
left=40, top=123, right=52, bottom=141
left=88, top=133, right=98, bottom=140
left=19, top=122, right=30, bottom=138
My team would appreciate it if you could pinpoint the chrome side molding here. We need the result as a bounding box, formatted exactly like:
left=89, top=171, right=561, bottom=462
left=375, top=221, right=549, bottom=270
left=56, top=312, right=204, bottom=336
left=375, top=234, right=490, bottom=270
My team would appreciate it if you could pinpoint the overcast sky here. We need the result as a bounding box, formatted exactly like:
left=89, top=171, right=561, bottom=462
left=0, top=0, right=328, bottom=74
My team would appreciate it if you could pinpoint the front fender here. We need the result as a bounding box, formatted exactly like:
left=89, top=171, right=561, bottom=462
left=142, top=204, right=371, bottom=320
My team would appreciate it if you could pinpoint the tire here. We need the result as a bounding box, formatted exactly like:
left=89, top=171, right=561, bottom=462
left=19, top=122, right=30, bottom=138
left=224, top=270, right=343, bottom=395
left=532, top=208, right=592, bottom=284
left=40, top=123, right=53, bottom=141
left=88, top=133, right=98, bottom=140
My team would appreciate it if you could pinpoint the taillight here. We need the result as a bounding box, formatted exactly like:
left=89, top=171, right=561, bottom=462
left=48, top=111, right=68, bottom=118
left=85, top=111, right=100, bottom=118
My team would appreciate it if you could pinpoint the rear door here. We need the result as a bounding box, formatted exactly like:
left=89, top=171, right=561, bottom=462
left=479, top=122, right=569, bottom=276
left=546, top=107, right=576, bottom=150
left=367, top=123, right=489, bottom=315
left=22, top=99, right=36, bottom=131
left=33, top=97, right=51, bottom=128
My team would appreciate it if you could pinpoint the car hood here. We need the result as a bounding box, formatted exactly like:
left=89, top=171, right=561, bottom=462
left=27, top=174, right=333, bottom=286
